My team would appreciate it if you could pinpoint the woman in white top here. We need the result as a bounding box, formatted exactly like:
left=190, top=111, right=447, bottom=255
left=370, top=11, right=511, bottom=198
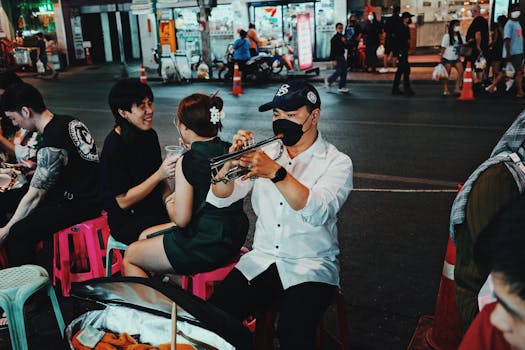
left=441, top=20, right=466, bottom=95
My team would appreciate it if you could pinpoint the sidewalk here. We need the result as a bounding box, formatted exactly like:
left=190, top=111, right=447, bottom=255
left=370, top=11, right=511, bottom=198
left=16, top=56, right=440, bottom=85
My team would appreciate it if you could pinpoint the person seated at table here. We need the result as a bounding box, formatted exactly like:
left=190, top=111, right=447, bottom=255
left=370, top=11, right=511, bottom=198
left=123, top=93, right=248, bottom=278
left=0, top=71, right=41, bottom=226
left=101, top=79, right=176, bottom=245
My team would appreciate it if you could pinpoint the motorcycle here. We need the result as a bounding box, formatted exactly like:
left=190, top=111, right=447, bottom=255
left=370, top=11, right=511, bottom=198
left=219, top=44, right=274, bottom=81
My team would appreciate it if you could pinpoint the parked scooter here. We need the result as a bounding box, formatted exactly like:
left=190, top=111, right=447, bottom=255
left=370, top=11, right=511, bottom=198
left=220, top=44, right=274, bottom=81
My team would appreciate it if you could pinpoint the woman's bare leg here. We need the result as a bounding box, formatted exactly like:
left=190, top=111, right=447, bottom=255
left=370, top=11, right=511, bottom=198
left=123, top=235, right=173, bottom=277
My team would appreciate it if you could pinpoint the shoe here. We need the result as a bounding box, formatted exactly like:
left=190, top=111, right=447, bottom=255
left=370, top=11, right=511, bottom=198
left=506, top=79, right=515, bottom=92
left=379, top=67, right=388, bottom=73
left=324, top=78, right=332, bottom=90
left=392, top=88, right=403, bottom=95
left=485, top=85, right=497, bottom=93
left=443, top=91, right=450, bottom=96
left=337, top=87, right=349, bottom=93
left=517, top=92, right=525, bottom=98
left=404, top=89, right=415, bottom=97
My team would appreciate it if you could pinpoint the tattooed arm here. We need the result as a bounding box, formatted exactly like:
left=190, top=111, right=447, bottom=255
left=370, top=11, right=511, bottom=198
left=0, top=147, right=67, bottom=243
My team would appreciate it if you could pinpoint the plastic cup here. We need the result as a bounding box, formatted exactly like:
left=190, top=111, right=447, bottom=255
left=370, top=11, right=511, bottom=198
left=165, top=145, right=185, bottom=159
left=164, top=145, right=185, bottom=191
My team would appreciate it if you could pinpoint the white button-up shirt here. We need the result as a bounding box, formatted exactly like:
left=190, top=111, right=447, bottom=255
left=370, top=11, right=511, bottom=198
left=207, top=132, right=353, bottom=289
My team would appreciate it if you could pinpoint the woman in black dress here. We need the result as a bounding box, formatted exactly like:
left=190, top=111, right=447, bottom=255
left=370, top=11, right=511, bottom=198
left=124, top=93, right=248, bottom=277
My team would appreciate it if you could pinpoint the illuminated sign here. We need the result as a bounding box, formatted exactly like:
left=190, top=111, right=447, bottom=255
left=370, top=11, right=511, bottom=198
left=296, top=13, right=313, bottom=70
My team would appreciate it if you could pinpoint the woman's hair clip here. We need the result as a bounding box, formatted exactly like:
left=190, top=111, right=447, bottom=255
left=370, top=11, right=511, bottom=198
left=210, top=106, right=225, bottom=125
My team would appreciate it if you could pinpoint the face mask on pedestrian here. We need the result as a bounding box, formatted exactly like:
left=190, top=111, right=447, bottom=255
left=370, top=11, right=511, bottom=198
left=368, top=14, right=374, bottom=21
left=453, top=26, right=461, bottom=32
left=511, top=11, right=521, bottom=19
left=272, top=112, right=313, bottom=146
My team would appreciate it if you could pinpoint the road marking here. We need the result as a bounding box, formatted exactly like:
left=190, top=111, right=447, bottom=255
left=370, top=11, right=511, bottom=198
left=334, top=120, right=506, bottom=131
left=355, top=172, right=459, bottom=187
left=353, top=188, right=457, bottom=193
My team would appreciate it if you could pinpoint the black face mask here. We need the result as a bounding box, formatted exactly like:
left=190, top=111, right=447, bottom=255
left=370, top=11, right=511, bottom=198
left=272, top=113, right=312, bottom=146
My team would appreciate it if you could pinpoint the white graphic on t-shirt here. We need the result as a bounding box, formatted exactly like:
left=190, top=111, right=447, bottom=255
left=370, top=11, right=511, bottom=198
left=68, top=120, right=99, bottom=162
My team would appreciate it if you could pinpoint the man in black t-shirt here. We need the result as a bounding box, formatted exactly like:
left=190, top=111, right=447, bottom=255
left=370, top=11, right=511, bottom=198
left=325, top=22, right=349, bottom=93
left=0, top=83, right=100, bottom=266
left=466, top=5, right=489, bottom=84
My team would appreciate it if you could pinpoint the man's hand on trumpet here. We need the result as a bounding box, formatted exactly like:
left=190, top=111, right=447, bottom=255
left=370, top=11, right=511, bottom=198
left=238, top=149, right=280, bottom=181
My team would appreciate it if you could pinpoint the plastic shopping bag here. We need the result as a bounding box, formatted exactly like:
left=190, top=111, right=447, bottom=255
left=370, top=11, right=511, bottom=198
left=504, top=61, right=516, bottom=78
left=36, top=59, right=45, bottom=74
left=432, top=63, right=448, bottom=81
left=474, top=55, right=487, bottom=70
left=376, top=45, right=385, bottom=58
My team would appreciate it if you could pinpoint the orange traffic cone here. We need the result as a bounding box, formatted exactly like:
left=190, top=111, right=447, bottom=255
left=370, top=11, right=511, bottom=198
left=407, top=239, right=463, bottom=350
left=85, top=47, right=92, bottom=65
left=407, top=186, right=463, bottom=350
left=140, top=64, right=147, bottom=84
left=232, top=63, right=243, bottom=96
left=457, top=61, right=475, bottom=101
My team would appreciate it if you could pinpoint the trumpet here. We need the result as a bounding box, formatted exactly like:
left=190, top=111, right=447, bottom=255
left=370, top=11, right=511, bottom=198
left=210, top=133, right=284, bottom=184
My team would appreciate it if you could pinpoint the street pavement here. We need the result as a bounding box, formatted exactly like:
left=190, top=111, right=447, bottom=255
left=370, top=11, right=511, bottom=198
left=2, top=62, right=525, bottom=349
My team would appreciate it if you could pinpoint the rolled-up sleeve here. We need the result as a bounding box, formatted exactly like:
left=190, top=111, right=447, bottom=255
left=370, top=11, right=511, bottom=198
left=299, top=153, right=353, bottom=226
left=206, top=177, right=254, bottom=208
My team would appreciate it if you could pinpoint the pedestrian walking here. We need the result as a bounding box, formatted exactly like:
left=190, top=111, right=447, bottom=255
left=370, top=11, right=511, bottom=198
left=36, top=32, right=57, bottom=78
left=485, top=5, right=524, bottom=98
left=440, top=20, right=465, bottom=96
left=485, top=15, right=507, bottom=94
left=381, top=6, right=401, bottom=73
left=465, top=5, right=489, bottom=87
left=391, top=12, right=415, bottom=97
left=325, top=23, right=349, bottom=93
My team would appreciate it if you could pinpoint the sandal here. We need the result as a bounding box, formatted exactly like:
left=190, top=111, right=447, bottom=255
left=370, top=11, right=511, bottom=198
left=442, top=91, right=450, bottom=96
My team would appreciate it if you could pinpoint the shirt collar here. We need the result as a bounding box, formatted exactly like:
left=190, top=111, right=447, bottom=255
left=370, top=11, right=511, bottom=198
left=292, top=131, right=328, bottom=161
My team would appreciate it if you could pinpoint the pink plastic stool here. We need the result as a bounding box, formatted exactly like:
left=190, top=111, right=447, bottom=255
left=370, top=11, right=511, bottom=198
left=182, top=247, right=249, bottom=300
left=52, top=215, right=119, bottom=297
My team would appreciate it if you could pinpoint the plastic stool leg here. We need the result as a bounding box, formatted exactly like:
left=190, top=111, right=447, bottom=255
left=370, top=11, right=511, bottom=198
left=105, top=247, right=114, bottom=277
left=48, top=283, right=65, bottom=337
left=11, top=299, right=29, bottom=350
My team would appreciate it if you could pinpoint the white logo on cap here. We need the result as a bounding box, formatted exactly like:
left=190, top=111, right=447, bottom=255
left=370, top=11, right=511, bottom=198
left=276, top=84, right=290, bottom=97
left=307, top=91, right=317, bottom=105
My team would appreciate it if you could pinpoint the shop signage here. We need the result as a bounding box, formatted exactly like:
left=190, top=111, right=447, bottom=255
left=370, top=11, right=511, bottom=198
left=296, top=13, right=313, bottom=70
left=159, top=20, right=176, bottom=53
left=70, top=16, right=85, bottom=59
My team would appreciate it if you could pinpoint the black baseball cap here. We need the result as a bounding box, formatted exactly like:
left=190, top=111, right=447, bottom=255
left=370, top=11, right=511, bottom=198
left=258, top=81, right=321, bottom=112
left=401, top=12, right=414, bottom=19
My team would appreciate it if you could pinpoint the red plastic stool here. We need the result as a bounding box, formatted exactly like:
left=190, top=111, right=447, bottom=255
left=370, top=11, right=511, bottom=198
left=181, top=247, right=249, bottom=300
left=52, top=215, right=115, bottom=297
left=254, top=288, right=351, bottom=350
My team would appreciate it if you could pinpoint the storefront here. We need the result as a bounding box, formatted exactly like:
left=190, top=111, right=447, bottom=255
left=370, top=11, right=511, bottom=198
left=132, top=0, right=345, bottom=70
left=248, top=0, right=340, bottom=60
left=1, top=0, right=68, bottom=69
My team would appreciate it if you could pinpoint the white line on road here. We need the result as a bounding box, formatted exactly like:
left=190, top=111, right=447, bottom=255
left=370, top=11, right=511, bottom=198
left=334, top=120, right=506, bottom=131
left=353, top=188, right=457, bottom=193
left=355, top=172, right=459, bottom=187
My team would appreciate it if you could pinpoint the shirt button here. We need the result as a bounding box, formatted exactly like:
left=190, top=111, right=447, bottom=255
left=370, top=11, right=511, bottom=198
left=279, top=202, right=283, bottom=205
left=288, top=162, right=292, bottom=165
left=275, top=245, right=279, bottom=249
left=277, top=224, right=280, bottom=227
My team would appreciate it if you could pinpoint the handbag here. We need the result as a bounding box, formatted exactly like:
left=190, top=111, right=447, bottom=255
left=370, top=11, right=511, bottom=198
left=459, top=44, right=473, bottom=58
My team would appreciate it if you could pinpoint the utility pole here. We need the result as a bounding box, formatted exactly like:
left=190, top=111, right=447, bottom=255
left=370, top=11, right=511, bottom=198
left=197, top=0, right=213, bottom=78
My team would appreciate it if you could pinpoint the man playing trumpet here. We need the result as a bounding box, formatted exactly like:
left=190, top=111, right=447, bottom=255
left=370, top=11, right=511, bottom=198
left=208, top=81, right=353, bottom=349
